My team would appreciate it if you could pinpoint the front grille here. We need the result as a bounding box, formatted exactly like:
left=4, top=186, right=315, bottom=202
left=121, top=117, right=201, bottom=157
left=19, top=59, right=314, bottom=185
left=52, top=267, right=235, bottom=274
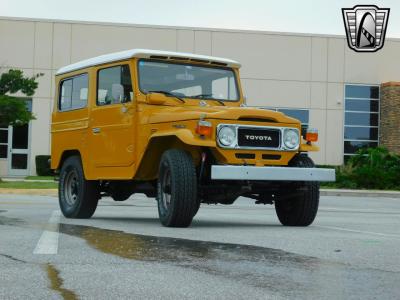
left=237, top=127, right=280, bottom=149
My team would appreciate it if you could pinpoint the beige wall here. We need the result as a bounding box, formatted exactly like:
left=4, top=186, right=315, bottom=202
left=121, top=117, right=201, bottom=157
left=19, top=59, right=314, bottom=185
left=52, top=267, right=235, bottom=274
left=0, top=160, right=7, bottom=176
left=1, top=17, right=400, bottom=174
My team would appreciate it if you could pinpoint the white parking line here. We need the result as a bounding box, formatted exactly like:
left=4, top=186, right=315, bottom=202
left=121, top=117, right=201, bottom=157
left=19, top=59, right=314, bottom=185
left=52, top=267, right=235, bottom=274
left=315, top=225, right=400, bottom=239
left=33, top=210, right=61, bottom=254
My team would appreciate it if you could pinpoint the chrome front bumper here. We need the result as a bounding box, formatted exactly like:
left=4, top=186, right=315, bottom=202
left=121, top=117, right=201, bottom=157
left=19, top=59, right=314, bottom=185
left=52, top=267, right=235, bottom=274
left=211, top=165, right=336, bottom=182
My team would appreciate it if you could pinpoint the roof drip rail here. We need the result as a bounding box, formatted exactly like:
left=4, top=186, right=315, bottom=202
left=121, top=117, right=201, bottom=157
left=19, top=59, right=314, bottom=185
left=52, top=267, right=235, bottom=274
left=169, top=56, right=188, bottom=61
left=190, top=58, right=210, bottom=64
left=149, top=55, right=168, bottom=59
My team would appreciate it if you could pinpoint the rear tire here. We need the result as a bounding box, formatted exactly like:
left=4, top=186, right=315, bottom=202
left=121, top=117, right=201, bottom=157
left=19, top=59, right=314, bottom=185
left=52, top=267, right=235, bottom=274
left=59, top=156, right=99, bottom=218
left=275, top=155, right=319, bottom=226
left=157, top=149, right=198, bottom=227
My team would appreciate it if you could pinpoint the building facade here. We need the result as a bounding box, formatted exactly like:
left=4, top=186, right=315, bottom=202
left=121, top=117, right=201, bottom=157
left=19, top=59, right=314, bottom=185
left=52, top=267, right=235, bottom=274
left=0, top=16, right=400, bottom=176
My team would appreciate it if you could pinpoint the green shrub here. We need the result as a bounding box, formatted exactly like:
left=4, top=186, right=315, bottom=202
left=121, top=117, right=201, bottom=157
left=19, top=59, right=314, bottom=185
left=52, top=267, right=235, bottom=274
left=349, top=147, right=400, bottom=189
left=328, top=147, right=400, bottom=190
left=35, top=155, right=53, bottom=176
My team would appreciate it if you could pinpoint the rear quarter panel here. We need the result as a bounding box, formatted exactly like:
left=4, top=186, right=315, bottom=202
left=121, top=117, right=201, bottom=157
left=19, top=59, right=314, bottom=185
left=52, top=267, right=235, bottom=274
left=51, top=69, right=93, bottom=173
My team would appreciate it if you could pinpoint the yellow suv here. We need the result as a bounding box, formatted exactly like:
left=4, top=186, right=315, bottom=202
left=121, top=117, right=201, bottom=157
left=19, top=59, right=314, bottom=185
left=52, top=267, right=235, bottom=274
left=51, top=49, right=335, bottom=227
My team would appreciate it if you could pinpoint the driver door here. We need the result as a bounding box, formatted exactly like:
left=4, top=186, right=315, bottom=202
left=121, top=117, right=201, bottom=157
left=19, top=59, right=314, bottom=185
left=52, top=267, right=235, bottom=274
left=89, top=64, right=135, bottom=168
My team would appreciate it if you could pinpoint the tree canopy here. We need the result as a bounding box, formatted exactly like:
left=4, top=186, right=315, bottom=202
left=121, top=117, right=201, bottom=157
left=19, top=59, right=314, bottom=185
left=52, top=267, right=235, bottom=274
left=0, top=69, right=42, bottom=126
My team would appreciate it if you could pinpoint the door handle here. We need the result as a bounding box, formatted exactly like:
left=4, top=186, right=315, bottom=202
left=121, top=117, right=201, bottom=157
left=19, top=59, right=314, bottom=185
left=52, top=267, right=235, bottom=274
left=92, top=128, right=101, bottom=134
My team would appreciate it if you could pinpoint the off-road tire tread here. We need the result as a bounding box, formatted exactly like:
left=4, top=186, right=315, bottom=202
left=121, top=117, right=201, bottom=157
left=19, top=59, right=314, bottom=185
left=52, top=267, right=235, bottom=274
left=157, top=149, right=198, bottom=227
left=275, top=155, right=319, bottom=226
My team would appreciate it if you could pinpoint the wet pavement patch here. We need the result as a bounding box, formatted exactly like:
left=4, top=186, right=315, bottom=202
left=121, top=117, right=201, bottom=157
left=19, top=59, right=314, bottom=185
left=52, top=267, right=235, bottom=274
left=59, top=223, right=319, bottom=264
left=59, top=223, right=400, bottom=298
left=45, top=263, right=78, bottom=300
left=0, top=214, right=23, bottom=226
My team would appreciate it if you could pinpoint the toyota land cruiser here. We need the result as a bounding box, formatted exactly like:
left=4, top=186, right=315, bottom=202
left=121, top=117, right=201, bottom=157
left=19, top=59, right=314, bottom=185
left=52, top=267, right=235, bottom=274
left=51, top=49, right=335, bottom=227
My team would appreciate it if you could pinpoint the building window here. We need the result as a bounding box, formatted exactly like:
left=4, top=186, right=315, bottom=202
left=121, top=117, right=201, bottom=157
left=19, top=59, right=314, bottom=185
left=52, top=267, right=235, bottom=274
left=344, top=84, right=380, bottom=158
left=0, top=127, right=8, bottom=159
left=59, top=73, right=89, bottom=111
left=277, top=108, right=309, bottom=126
left=262, top=108, right=309, bottom=126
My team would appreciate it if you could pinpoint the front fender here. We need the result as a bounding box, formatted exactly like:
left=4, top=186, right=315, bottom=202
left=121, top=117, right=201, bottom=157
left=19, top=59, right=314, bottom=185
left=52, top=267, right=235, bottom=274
left=299, top=143, right=319, bottom=152
left=134, top=129, right=215, bottom=180
left=149, top=128, right=216, bottom=147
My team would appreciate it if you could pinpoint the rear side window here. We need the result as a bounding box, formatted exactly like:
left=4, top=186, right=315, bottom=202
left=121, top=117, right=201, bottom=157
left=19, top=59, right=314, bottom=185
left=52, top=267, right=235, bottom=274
left=59, top=74, right=89, bottom=111
left=97, top=65, right=132, bottom=106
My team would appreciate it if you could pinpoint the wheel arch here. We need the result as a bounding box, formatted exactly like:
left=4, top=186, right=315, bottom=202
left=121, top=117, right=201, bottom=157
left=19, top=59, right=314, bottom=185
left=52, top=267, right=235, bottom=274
left=135, top=135, right=203, bottom=180
left=55, top=150, right=84, bottom=174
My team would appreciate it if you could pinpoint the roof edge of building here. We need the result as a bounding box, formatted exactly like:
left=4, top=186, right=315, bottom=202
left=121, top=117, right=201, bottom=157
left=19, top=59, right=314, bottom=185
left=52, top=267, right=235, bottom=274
left=0, top=15, right=353, bottom=40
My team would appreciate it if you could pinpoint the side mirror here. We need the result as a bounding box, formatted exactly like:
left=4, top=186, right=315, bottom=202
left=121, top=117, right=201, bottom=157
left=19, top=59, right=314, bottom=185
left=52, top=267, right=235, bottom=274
left=146, top=92, right=167, bottom=105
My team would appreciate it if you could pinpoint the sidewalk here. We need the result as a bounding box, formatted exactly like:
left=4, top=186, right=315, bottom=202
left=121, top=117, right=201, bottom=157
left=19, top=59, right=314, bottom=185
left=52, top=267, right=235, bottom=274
left=1, top=178, right=54, bottom=183
left=0, top=188, right=57, bottom=196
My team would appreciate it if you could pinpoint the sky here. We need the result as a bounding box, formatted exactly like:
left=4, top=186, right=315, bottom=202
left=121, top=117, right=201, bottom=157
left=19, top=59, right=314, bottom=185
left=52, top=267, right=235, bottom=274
left=1, top=0, right=399, bottom=37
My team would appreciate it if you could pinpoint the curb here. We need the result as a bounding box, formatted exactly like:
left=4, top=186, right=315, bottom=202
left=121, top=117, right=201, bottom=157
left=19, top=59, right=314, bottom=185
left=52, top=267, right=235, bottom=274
left=0, top=188, right=58, bottom=197
left=321, top=189, right=400, bottom=198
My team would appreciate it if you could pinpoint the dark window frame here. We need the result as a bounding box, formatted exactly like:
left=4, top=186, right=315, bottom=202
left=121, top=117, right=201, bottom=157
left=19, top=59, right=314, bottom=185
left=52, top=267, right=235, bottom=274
left=0, top=127, right=8, bottom=159
left=58, top=73, right=89, bottom=112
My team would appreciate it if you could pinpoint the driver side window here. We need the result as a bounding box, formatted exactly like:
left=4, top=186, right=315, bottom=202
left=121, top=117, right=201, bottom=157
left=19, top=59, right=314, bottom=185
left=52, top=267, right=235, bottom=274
left=97, top=65, right=133, bottom=106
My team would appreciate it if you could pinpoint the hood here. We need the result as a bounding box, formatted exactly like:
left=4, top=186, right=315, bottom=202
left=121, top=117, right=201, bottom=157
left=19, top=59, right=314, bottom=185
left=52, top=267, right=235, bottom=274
left=145, top=105, right=300, bottom=124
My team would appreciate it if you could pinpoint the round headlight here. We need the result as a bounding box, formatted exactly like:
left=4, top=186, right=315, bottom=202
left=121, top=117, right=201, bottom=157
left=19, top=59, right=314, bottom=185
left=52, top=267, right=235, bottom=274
left=218, top=126, right=236, bottom=147
left=283, top=129, right=300, bottom=149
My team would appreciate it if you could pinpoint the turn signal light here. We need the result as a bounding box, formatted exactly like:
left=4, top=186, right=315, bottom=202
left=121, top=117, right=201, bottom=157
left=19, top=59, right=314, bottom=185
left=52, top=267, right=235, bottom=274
left=306, top=128, right=318, bottom=142
left=196, top=120, right=212, bottom=137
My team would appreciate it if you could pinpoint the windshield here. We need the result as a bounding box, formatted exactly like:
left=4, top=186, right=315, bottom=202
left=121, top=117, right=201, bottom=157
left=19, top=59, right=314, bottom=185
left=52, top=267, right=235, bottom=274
left=138, top=60, right=239, bottom=101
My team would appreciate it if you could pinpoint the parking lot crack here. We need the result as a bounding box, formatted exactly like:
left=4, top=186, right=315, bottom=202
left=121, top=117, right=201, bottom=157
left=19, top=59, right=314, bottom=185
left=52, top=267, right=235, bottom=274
left=0, top=253, right=27, bottom=263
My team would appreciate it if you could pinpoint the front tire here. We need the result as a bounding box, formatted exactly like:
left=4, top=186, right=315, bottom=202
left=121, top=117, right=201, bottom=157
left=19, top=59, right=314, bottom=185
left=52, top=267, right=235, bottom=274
left=275, top=155, right=319, bottom=226
left=157, top=149, right=198, bottom=227
left=59, top=156, right=99, bottom=218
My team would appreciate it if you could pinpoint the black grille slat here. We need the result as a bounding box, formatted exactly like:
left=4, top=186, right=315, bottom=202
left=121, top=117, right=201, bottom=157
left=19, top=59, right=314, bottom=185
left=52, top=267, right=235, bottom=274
left=262, top=154, right=281, bottom=160
left=235, top=153, right=256, bottom=159
left=237, top=128, right=280, bottom=148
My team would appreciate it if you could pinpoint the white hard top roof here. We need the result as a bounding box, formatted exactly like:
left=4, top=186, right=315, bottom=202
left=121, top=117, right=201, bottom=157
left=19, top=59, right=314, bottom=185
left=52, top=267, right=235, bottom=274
left=55, top=49, right=241, bottom=75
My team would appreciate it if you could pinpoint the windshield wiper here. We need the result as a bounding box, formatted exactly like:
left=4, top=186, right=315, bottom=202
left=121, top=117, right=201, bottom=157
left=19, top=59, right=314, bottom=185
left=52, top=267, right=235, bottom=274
left=192, top=93, right=225, bottom=106
left=148, top=90, right=185, bottom=103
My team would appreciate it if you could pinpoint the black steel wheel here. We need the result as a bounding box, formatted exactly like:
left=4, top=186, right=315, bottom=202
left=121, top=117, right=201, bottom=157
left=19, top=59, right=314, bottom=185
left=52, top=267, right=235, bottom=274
left=157, top=149, right=198, bottom=227
left=59, top=156, right=99, bottom=218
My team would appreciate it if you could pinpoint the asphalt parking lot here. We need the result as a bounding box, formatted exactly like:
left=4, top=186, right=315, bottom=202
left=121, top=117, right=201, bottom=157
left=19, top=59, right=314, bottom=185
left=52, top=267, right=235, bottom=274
left=0, top=193, right=399, bottom=300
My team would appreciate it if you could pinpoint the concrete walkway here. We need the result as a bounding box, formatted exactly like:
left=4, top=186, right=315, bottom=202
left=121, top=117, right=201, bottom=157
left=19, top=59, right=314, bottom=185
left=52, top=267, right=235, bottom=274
left=1, top=178, right=55, bottom=183
left=0, top=188, right=57, bottom=196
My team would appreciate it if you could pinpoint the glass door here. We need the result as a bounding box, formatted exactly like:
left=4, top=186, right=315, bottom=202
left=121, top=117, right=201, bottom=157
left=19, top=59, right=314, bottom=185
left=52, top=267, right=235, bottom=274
left=7, top=124, right=30, bottom=176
